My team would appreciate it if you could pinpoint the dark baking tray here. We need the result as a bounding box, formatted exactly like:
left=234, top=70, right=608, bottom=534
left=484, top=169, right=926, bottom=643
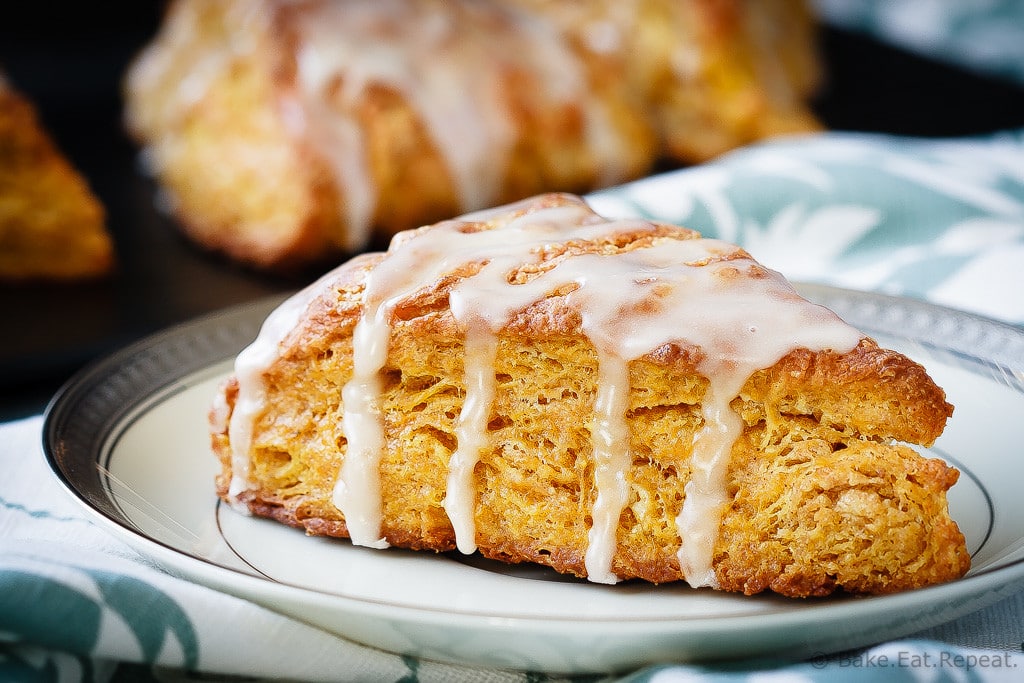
left=3, top=5, right=1024, bottom=419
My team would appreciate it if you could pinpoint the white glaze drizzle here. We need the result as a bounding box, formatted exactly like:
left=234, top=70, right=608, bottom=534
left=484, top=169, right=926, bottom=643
left=232, top=195, right=862, bottom=585
left=443, top=326, right=498, bottom=555
left=334, top=307, right=391, bottom=548
left=225, top=269, right=338, bottom=511
left=282, top=0, right=631, bottom=248
left=584, top=351, right=632, bottom=584
left=129, top=1, right=638, bottom=251
left=677, top=380, right=744, bottom=588
left=125, top=0, right=268, bottom=168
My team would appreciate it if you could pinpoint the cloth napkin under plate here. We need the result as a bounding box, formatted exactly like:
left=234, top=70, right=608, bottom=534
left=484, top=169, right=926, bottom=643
left=3, top=128, right=1024, bottom=681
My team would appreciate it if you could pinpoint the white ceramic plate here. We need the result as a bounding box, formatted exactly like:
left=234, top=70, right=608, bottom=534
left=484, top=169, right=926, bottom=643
left=43, top=285, right=1024, bottom=674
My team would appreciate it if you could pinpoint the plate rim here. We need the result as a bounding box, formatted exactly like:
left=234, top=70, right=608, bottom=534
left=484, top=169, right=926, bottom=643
left=40, top=285, right=1024, bottom=664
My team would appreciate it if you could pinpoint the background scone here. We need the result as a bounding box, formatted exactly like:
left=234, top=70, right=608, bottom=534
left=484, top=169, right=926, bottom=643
left=125, top=0, right=821, bottom=270
left=210, top=193, right=968, bottom=597
left=0, top=73, right=114, bottom=281
left=124, top=0, right=657, bottom=270
left=507, top=0, right=822, bottom=162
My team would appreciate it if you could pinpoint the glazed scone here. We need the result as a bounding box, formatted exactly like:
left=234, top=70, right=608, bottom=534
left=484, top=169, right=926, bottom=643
left=0, top=74, right=113, bottom=281
left=124, top=0, right=657, bottom=270
left=124, top=0, right=821, bottom=270
left=210, top=193, right=967, bottom=597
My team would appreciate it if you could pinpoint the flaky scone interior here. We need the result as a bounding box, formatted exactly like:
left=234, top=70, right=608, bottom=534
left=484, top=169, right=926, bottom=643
left=210, top=193, right=968, bottom=597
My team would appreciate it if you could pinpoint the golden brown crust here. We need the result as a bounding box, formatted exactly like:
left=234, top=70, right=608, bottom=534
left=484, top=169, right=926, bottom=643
left=210, top=197, right=966, bottom=597
left=717, top=435, right=968, bottom=596
left=211, top=326, right=966, bottom=595
left=0, top=78, right=114, bottom=281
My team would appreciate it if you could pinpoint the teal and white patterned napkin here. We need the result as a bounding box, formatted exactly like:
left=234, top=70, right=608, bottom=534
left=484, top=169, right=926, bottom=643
left=3, top=129, right=1024, bottom=681
left=0, top=414, right=555, bottom=683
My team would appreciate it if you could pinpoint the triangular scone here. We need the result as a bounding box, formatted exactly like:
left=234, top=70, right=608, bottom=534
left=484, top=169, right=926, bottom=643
left=125, top=0, right=821, bottom=271
left=210, top=193, right=968, bottom=597
left=0, top=74, right=114, bottom=281
left=124, top=0, right=657, bottom=270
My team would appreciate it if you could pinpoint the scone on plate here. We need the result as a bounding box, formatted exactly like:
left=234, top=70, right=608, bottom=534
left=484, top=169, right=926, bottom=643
left=210, top=193, right=968, bottom=597
left=124, top=0, right=821, bottom=270
left=0, top=74, right=114, bottom=281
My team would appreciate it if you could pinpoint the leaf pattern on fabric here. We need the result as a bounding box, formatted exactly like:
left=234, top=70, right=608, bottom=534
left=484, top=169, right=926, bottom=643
left=0, top=570, right=102, bottom=656
left=89, top=570, right=199, bottom=670
left=0, top=565, right=199, bottom=673
left=0, top=645, right=63, bottom=683
left=741, top=202, right=881, bottom=282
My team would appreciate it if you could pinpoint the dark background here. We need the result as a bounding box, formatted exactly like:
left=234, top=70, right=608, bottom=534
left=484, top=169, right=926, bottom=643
left=3, top=5, right=1024, bottom=419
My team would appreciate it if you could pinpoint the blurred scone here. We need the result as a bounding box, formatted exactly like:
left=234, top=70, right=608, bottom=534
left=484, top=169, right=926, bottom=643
left=124, top=0, right=657, bottom=270
left=124, top=0, right=821, bottom=270
left=211, top=193, right=968, bottom=597
left=508, top=0, right=822, bottom=162
left=0, top=74, right=113, bottom=281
